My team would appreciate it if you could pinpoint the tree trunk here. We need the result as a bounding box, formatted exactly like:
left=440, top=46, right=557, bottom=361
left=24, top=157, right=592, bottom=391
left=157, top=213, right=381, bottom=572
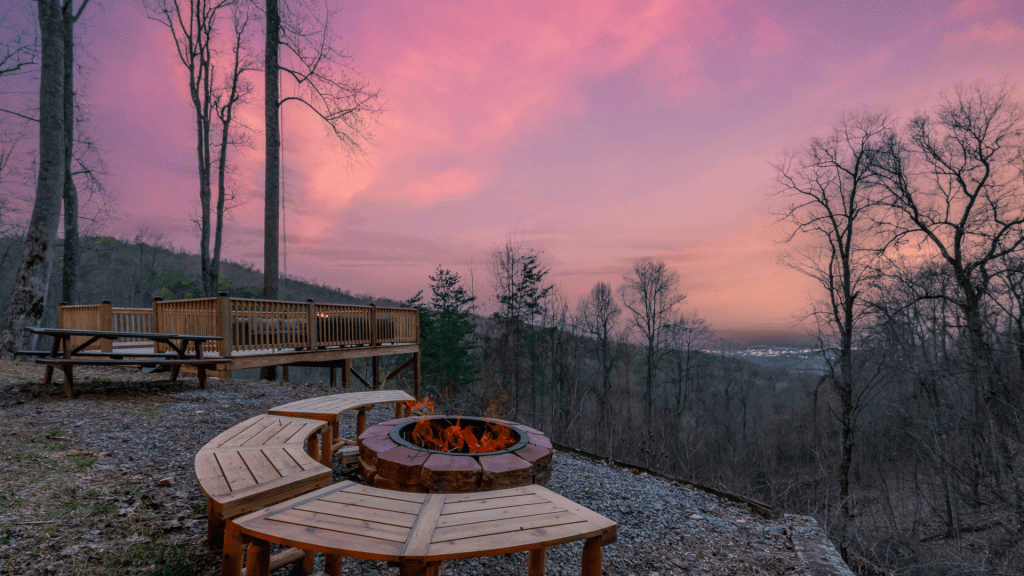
left=60, top=3, right=78, bottom=305
left=260, top=0, right=280, bottom=381
left=0, top=0, right=65, bottom=356
left=263, top=0, right=280, bottom=301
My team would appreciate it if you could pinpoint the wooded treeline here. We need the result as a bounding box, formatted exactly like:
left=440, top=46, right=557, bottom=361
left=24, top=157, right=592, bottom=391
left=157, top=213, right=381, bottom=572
left=410, top=83, right=1024, bottom=576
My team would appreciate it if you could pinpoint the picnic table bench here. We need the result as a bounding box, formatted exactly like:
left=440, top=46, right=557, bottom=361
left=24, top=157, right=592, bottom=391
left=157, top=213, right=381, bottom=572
left=222, top=481, right=617, bottom=576
left=267, top=389, right=415, bottom=465
left=195, top=414, right=334, bottom=549
left=26, top=327, right=222, bottom=398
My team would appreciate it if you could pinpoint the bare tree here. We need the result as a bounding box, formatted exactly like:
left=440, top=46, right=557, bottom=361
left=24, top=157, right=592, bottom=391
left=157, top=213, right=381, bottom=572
left=574, top=281, right=621, bottom=454
left=149, top=0, right=252, bottom=296
left=210, top=2, right=254, bottom=293
left=58, top=0, right=93, bottom=305
left=263, top=0, right=381, bottom=300
left=875, top=81, right=1024, bottom=532
left=618, top=258, right=685, bottom=429
left=772, top=111, right=893, bottom=518
left=0, top=5, right=36, bottom=80
left=0, top=0, right=65, bottom=356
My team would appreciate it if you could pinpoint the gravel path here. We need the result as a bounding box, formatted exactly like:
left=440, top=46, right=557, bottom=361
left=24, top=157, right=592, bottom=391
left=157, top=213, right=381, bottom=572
left=0, top=361, right=849, bottom=575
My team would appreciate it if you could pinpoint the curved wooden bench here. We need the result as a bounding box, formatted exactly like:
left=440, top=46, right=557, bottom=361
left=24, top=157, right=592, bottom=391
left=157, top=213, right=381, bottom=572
left=195, top=414, right=333, bottom=548
left=221, top=481, right=617, bottom=576
left=268, top=390, right=415, bottom=464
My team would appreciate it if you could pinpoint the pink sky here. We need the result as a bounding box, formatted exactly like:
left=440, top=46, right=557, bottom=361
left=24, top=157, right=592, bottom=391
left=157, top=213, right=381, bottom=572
left=9, top=0, right=1024, bottom=343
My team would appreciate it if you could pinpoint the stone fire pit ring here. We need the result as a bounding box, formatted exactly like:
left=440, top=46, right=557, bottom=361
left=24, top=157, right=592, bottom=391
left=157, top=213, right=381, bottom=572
left=358, top=416, right=553, bottom=493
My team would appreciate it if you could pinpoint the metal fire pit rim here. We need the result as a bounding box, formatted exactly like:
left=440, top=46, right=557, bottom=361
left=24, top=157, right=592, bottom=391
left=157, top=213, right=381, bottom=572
left=388, top=415, right=530, bottom=456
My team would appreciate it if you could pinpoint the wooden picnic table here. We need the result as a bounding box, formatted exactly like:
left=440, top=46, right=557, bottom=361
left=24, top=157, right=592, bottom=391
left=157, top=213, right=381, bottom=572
left=222, top=481, right=616, bottom=576
left=27, top=327, right=222, bottom=398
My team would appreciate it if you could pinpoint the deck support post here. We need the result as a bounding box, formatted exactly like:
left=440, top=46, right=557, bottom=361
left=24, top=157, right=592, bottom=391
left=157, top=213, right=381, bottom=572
left=282, top=365, right=289, bottom=383
left=306, top=299, right=318, bottom=350
left=151, top=297, right=163, bottom=353
left=99, top=301, right=113, bottom=352
left=217, top=292, right=233, bottom=360
left=372, top=356, right=380, bottom=389
left=413, top=352, right=421, bottom=400
left=329, top=366, right=336, bottom=388
left=342, top=359, right=352, bottom=390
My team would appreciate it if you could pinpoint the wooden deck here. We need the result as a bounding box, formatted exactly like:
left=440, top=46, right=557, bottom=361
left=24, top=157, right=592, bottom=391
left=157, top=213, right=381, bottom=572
left=56, top=295, right=422, bottom=395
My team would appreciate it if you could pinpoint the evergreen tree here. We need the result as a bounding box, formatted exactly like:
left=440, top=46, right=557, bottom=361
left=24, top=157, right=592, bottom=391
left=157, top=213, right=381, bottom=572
left=420, top=266, right=477, bottom=397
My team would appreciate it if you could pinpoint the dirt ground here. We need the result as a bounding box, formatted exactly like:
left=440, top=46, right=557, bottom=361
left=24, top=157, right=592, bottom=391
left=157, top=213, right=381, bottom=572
left=0, top=359, right=849, bottom=576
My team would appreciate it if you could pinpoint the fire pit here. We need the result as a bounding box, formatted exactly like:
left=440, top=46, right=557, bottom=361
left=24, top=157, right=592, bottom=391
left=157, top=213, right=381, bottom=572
left=358, top=415, right=552, bottom=493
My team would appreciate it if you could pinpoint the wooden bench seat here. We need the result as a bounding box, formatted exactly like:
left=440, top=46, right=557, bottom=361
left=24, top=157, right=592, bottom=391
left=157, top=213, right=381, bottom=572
left=268, top=390, right=414, bottom=464
left=19, top=349, right=180, bottom=358
left=196, top=414, right=333, bottom=548
left=35, top=357, right=219, bottom=366
left=222, top=482, right=616, bottom=576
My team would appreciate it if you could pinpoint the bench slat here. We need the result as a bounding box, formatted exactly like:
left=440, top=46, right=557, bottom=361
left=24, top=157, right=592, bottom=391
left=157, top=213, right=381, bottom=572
left=292, top=499, right=417, bottom=529
left=216, top=451, right=258, bottom=493
left=240, top=449, right=285, bottom=485
left=35, top=358, right=219, bottom=366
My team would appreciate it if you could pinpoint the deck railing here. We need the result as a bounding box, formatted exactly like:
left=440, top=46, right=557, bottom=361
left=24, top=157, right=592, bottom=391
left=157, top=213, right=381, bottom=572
left=58, top=295, right=420, bottom=358
left=58, top=303, right=108, bottom=351
left=154, top=297, right=219, bottom=354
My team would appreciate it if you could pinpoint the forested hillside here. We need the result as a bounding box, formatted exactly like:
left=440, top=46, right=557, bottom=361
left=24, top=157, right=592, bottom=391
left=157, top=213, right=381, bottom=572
left=0, top=232, right=404, bottom=326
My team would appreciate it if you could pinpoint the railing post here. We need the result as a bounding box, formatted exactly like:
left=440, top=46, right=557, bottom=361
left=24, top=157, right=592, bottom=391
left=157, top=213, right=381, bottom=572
left=369, top=302, right=377, bottom=347
left=216, top=292, right=233, bottom=359
left=99, top=300, right=113, bottom=352
left=152, top=297, right=163, bottom=353
left=414, top=352, right=421, bottom=401
left=306, top=298, right=317, bottom=350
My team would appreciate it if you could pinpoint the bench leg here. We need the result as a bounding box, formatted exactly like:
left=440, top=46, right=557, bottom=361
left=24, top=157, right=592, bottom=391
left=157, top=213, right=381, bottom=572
left=170, top=364, right=181, bottom=382
left=208, top=502, right=225, bottom=548
left=62, top=365, right=75, bottom=399
left=220, top=521, right=244, bottom=576
left=357, top=408, right=367, bottom=437
left=529, top=548, right=546, bottom=576
left=320, top=429, right=333, bottom=466
left=301, top=549, right=315, bottom=574
left=581, top=536, right=602, bottom=576
left=399, top=561, right=440, bottom=576
left=197, top=366, right=209, bottom=390
left=44, top=365, right=54, bottom=386
left=245, top=538, right=271, bottom=576
left=325, top=553, right=343, bottom=576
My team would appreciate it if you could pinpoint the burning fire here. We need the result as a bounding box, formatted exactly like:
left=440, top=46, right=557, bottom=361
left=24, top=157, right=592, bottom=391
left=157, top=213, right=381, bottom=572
left=408, top=417, right=517, bottom=454
left=405, top=397, right=435, bottom=415
left=316, top=312, right=330, bottom=318
left=400, top=399, right=517, bottom=454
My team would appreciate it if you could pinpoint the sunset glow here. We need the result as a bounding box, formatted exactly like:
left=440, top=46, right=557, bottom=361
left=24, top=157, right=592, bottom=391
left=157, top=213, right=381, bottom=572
left=7, top=0, right=1024, bottom=342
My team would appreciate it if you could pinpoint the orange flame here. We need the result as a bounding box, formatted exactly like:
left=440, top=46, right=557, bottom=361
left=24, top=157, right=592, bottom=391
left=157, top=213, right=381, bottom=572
left=408, top=416, right=516, bottom=454
left=405, top=397, right=436, bottom=416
